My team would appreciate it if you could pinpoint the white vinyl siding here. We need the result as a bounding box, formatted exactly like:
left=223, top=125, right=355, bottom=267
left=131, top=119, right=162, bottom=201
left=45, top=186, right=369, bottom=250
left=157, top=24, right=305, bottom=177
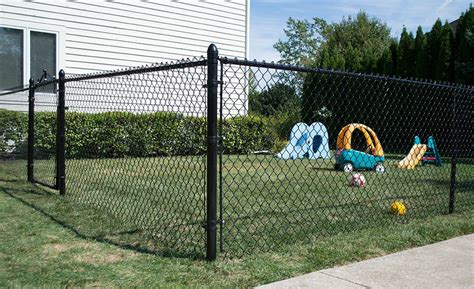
left=0, top=0, right=249, bottom=115
left=0, top=0, right=248, bottom=75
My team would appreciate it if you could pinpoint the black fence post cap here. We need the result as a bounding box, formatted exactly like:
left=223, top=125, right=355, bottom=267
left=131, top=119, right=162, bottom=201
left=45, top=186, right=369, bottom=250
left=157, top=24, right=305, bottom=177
left=207, top=44, right=218, bottom=56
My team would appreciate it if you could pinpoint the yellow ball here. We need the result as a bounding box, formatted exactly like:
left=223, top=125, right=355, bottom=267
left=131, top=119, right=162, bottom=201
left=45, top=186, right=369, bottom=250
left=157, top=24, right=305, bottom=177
left=391, top=201, right=407, bottom=216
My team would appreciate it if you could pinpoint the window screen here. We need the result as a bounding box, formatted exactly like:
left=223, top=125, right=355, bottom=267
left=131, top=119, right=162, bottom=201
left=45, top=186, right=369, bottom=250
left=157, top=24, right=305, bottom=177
left=30, top=31, right=56, bottom=81
left=0, top=27, right=23, bottom=90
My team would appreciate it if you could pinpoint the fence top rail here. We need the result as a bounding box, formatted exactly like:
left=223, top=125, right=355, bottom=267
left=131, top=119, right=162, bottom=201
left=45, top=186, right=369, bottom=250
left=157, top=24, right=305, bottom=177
left=65, top=57, right=207, bottom=83
left=220, top=57, right=474, bottom=93
left=0, top=87, right=29, bottom=97
left=1, top=79, right=58, bottom=96
left=35, top=79, right=58, bottom=88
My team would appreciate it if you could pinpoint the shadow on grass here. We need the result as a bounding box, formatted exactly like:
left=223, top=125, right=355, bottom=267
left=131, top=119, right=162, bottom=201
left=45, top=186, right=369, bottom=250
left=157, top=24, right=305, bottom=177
left=0, top=182, right=205, bottom=260
left=0, top=178, right=28, bottom=183
left=425, top=178, right=474, bottom=193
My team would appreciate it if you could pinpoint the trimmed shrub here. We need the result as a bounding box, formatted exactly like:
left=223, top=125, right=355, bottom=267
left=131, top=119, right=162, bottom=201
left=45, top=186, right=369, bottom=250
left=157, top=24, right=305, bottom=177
left=34, top=112, right=57, bottom=158
left=0, top=110, right=277, bottom=159
left=0, top=109, right=27, bottom=156
left=222, top=115, right=275, bottom=154
left=64, top=112, right=192, bottom=158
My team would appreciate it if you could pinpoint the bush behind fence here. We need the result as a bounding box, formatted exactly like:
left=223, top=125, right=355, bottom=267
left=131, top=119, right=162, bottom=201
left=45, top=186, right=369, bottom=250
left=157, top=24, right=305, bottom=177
left=1, top=110, right=279, bottom=159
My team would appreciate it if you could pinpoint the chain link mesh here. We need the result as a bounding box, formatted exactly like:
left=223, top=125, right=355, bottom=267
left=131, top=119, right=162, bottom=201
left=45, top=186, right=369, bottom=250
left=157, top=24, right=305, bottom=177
left=33, top=81, right=58, bottom=188
left=219, top=58, right=473, bottom=257
left=1, top=54, right=472, bottom=260
left=63, top=58, right=208, bottom=257
left=454, top=91, right=474, bottom=211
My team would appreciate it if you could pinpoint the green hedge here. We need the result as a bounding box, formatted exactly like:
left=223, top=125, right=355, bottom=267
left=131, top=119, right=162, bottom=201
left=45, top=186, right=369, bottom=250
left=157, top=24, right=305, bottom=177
left=0, top=109, right=27, bottom=156
left=34, top=112, right=57, bottom=158
left=0, top=110, right=277, bottom=159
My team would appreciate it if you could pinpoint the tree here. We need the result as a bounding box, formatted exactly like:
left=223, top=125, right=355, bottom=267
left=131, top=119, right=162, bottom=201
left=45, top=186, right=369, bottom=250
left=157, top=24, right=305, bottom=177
left=274, top=5, right=473, bottom=82
left=301, top=11, right=392, bottom=137
left=456, top=28, right=474, bottom=84
left=455, top=5, right=474, bottom=84
left=397, top=27, right=415, bottom=77
left=249, top=83, right=299, bottom=117
left=318, top=11, right=392, bottom=72
left=414, top=26, right=429, bottom=79
left=273, top=17, right=327, bottom=66
left=389, top=40, right=399, bottom=75
left=439, top=22, right=455, bottom=80
left=318, top=47, right=346, bottom=70
left=427, top=18, right=443, bottom=79
left=376, top=47, right=392, bottom=75
left=248, top=69, right=260, bottom=110
left=274, top=11, right=391, bottom=72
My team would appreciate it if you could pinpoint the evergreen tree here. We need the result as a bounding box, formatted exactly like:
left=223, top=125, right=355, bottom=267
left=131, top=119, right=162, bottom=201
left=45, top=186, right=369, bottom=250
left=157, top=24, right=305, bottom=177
left=414, top=26, right=429, bottom=79
left=397, top=27, right=416, bottom=77
left=427, top=19, right=443, bottom=79
left=455, top=5, right=474, bottom=84
left=376, top=48, right=393, bottom=75
left=389, top=40, right=398, bottom=75
left=274, top=4, right=473, bottom=83
left=436, top=22, right=455, bottom=81
left=319, top=47, right=346, bottom=70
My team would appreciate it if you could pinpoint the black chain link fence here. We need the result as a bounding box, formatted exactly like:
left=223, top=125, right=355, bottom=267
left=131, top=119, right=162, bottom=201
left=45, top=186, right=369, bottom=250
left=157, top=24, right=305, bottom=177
left=0, top=76, right=57, bottom=187
left=219, top=58, right=473, bottom=257
left=63, top=58, right=208, bottom=258
left=33, top=81, right=58, bottom=188
left=0, top=45, right=472, bottom=260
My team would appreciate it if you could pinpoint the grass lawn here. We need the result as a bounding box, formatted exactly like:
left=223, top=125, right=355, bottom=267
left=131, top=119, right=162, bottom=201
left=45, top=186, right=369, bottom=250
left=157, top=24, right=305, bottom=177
left=0, top=167, right=473, bottom=287
left=3, top=154, right=473, bottom=259
left=0, top=155, right=472, bottom=287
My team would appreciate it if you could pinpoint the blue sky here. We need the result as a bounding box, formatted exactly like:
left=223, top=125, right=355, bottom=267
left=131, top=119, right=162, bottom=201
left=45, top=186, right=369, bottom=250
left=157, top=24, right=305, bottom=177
left=250, top=0, right=472, bottom=61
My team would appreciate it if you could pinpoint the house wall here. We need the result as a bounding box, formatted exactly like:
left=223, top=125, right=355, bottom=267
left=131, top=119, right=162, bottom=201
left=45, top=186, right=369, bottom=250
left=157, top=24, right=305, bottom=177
left=0, top=0, right=249, bottom=115
left=1, top=0, right=248, bottom=73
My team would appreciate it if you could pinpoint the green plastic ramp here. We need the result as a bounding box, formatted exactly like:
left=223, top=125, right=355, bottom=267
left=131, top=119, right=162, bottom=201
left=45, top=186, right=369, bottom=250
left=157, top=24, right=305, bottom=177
left=422, top=136, right=442, bottom=166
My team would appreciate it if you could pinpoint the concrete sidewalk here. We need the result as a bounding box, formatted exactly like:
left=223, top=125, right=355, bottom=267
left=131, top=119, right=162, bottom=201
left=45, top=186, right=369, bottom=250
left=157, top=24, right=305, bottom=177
left=258, top=234, right=474, bottom=289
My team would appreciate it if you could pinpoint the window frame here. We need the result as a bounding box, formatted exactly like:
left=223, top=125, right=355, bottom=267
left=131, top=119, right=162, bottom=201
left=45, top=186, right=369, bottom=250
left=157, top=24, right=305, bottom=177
left=0, top=19, right=65, bottom=92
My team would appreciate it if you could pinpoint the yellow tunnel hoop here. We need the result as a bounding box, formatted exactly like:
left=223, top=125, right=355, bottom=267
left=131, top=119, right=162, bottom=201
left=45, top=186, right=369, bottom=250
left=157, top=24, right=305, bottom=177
left=336, top=123, right=384, bottom=157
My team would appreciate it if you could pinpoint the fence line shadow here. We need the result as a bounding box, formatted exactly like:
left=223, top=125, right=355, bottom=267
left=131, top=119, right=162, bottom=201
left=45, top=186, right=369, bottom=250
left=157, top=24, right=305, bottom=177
left=0, top=184, right=204, bottom=260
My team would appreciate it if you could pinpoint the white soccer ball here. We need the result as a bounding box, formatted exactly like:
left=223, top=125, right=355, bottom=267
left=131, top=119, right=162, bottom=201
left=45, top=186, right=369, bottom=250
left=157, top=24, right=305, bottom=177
left=349, top=173, right=366, bottom=188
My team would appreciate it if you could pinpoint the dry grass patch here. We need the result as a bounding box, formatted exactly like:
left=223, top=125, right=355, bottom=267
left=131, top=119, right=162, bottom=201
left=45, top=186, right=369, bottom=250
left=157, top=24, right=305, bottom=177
left=74, top=252, right=124, bottom=264
left=42, top=241, right=139, bottom=264
left=44, top=241, right=95, bottom=254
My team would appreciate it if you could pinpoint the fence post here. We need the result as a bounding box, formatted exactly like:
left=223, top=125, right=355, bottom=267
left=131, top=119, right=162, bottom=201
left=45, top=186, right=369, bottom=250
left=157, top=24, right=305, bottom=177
left=449, top=93, right=457, bottom=213
left=27, top=78, right=35, bottom=182
left=206, top=44, right=218, bottom=261
left=57, top=70, right=66, bottom=195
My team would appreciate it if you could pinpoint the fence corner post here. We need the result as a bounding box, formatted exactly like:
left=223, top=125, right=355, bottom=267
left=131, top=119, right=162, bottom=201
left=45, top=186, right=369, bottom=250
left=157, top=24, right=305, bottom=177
left=448, top=93, right=457, bottom=214
left=206, top=44, right=218, bottom=261
left=27, top=78, right=35, bottom=183
left=57, top=69, right=66, bottom=196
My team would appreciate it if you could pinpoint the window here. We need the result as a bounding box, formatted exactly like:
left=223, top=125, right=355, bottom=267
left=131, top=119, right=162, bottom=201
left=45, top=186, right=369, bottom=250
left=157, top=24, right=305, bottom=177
left=0, top=25, right=58, bottom=91
left=31, top=31, right=57, bottom=81
left=0, top=27, right=23, bottom=90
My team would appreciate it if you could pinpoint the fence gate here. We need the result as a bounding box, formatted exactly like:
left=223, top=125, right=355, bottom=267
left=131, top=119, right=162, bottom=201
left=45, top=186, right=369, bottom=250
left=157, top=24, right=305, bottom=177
left=28, top=76, right=62, bottom=190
